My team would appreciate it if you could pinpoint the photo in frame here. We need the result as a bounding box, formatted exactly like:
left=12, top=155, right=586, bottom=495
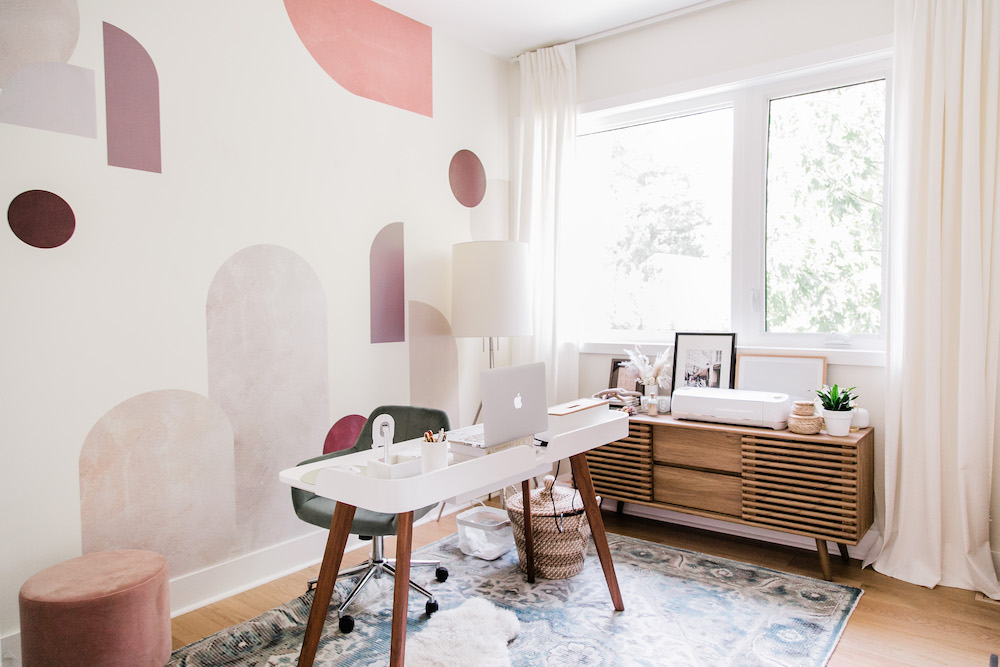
left=608, top=357, right=642, bottom=393
left=672, top=332, right=737, bottom=391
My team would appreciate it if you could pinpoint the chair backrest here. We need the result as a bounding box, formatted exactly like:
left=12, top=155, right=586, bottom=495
left=348, top=405, right=450, bottom=455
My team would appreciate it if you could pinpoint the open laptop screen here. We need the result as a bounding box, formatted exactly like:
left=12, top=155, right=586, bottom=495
left=480, top=362, right=549, bottom=446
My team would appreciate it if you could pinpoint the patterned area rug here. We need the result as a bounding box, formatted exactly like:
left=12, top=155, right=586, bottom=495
left=170, top=533, right=862, bottom=666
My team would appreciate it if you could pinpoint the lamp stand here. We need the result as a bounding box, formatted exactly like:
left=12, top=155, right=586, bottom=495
left=472, top=336, right=499, bottom=424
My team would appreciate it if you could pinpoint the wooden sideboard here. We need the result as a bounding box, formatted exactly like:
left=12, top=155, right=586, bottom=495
left=585, top=414, right=874, bottom=580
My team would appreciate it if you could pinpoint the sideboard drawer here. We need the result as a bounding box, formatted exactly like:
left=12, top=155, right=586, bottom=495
left=653, top=465, right=741, bottom=516
left=652, top=425, right=742, bottom=473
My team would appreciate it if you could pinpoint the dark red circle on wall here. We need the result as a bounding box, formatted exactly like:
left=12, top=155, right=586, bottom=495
left=8, top=190, right=76, bottom=248
left=448, top=149, right=487, bottom=208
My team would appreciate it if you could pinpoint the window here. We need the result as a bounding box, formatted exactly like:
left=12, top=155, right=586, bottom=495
left=569, top=60, right=889, bottom=352
left=764, top=80, right=886, bottom=336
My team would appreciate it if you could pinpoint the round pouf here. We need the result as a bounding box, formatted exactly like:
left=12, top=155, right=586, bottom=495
left=19, top=550, right=170, bottom=667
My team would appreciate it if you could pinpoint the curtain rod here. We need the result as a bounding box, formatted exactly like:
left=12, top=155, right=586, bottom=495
left=511, top=0, right=733, bottom=62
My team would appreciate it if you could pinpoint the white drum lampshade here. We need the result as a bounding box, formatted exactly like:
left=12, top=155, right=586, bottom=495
left=451, top=241, right=533, bottom=339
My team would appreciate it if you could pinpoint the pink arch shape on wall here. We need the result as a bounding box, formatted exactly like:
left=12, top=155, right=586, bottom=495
left=283, top=0, right=432, bottom=117
left=103, top=22, right=161, bottom=172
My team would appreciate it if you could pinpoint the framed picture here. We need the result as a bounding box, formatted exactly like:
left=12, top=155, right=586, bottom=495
left=735, top=354, right=826, bottom=402
left=608, top=357, right=641, bottom=393
left=672, top=332, right=737, bottom=392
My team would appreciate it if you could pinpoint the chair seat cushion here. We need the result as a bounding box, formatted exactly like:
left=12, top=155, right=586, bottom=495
left=295, top=494, right=436, bottom=535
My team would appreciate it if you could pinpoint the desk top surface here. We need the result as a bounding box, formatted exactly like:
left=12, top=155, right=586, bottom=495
left=279, top=408, right=628, bottom=514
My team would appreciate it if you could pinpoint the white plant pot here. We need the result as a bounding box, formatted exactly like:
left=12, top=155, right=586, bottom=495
left=823, top=409, right=854, bottom=436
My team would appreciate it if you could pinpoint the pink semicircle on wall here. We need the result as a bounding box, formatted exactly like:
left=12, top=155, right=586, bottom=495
left=283, top=0, right=432, bottom=117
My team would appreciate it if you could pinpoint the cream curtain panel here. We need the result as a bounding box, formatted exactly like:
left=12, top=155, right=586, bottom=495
left=868, top=0, right=1000, bottom=598
left=512, top=43, right=579, bottom=404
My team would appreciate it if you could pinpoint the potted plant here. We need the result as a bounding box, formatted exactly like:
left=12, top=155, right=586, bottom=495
left=816, top=384, right=856, bottom=436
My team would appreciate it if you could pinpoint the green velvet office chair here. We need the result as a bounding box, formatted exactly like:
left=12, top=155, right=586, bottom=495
left=291, top=405, right=451, bottom=633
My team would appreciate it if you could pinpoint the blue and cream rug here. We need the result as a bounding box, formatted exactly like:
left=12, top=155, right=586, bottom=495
left=170, top=533, right=862, bottom=666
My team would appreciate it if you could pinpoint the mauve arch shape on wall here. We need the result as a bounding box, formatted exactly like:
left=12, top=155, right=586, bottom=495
left=449, top=150, right=487, bottom=208
left=7, top=189, right=75, bottom=248
left=324, top=414, right=367, bottom=454
left=0, top=62, right=96, bottom=137
left=103, top=22, right=161, bottom=173
left=408, top=300, right=460, bottom=427
left=207, top=244, right=330, bottom=553
left=283, top=0, right=432, bottom=117
left=371, top=222, right=405, bottom=344
left=0, top=0, right=79, bottom=87
left=79, top=390, right=238, bottom=578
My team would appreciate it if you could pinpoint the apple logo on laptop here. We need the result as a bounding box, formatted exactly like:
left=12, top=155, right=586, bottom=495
left=513, top=393, right=523, bottom=410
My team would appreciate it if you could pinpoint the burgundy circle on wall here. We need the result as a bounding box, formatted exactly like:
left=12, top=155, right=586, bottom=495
left=448, top=149, right=487, bottom=208
left=8, top=190, right=76, bottom=248
left=324, top=414, right=367, bottom=454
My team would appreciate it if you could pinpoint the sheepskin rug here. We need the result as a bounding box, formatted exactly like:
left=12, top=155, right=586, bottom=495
left=405, top=597, right=520, bottom=666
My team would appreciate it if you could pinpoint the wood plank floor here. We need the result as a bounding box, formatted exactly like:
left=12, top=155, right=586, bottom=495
left=172, top=508, right=1000, bottom=666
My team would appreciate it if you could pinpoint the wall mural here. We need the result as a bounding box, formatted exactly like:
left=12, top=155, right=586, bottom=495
left=7, top=190, right=76, bottom=248
left=324, top=414, right=367, bottom=454
left=0, top=62, right=96, bottom=137
left=206, top=245, right=330, bottom=553
left=79, top=390, right=237, bottom=577
left=282, top=0, right=433, bottom=117
left=449, top=150, right=487, bottom=208
left=103, top=22, right=161, bottom=173
left=408, top=300, right=460, bottom=427
left=370, top=222, right=405, bottom=343
left=0, top=0, right=80, bottom=87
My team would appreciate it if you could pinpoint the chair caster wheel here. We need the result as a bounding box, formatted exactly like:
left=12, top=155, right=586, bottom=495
left=426, top=599, right=439, bottom=616
left=339, top=615, right=355, bottom=633
left=435, top=566, right=449, bottom=582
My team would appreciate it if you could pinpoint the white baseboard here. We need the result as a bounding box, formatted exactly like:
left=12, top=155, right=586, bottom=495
left=1, top=502, right=468, bottom=666
left=609, top=499, right=878, bottom=560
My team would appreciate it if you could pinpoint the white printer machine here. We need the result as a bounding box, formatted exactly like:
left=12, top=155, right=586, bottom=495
left=671, top=386, right=791, bottom=430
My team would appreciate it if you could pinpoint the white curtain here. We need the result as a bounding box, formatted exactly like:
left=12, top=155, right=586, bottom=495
left=512, top=43, right=579, bottom=404
left=868, top=0, right=1000, bottom=598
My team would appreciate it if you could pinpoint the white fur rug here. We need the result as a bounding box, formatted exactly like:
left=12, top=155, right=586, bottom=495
left=405, top=597, right=520, bottom=667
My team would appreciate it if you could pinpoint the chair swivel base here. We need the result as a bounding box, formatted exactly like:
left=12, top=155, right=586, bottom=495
left=307, top=536, right=449, bottom=633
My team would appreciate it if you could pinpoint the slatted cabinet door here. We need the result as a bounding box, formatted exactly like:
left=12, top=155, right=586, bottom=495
left=741, top=432, right=874, bottom=544
left=585, top=421, right=654, bottom=503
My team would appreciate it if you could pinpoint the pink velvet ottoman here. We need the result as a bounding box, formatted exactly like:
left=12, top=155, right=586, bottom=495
left=18, top=550, right=171, bottom=667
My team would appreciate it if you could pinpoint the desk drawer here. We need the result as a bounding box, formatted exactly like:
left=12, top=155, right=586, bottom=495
left=653, top=465, right=741, bottom=516
left=652, top=425, right=741, bottom=473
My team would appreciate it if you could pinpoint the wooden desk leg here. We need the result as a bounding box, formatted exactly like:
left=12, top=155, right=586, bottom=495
left=815, top=539, right=833, bottom=581
left=389, top=511, right=414, bottom=667
left=570, top=453, right=624, bottom=611
left=298, top=502, right=356, bottom=667
left=837, top=542, right=851, bottom=563
left=521, top=480, right=535, bottom=583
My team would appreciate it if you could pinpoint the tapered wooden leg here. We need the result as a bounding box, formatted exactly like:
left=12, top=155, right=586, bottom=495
left=570, top=453, right=624, bottom=611
left=816, top=539, right=833, bottom=581
left=297, top=502, right=356, bottom=667
left=389, top=511, right=414, bottom=667
left=837, top=542, right=850, bottom=563
left=521, top=480, right=535, bottom=583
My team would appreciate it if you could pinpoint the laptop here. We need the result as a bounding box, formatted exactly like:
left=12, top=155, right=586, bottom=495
left=450, top=362, right=549, bottom=448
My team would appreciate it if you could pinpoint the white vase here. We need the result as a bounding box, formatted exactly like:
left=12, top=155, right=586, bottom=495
left=823, top=409, right=854, bottom=436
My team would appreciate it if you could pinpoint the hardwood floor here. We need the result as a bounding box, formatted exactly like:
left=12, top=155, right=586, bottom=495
left=171, top=507, right=1000, bottom=666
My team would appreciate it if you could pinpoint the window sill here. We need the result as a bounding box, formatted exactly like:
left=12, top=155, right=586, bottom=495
left=578, top=341, right=885, bottom=367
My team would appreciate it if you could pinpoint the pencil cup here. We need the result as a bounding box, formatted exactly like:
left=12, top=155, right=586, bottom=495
left=421, top=441, right=449, bottom=473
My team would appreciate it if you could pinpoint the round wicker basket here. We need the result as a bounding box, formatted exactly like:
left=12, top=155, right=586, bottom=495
left=506, top=475, right=590, bottom=579
left=788, top=414, right=823, bottom=435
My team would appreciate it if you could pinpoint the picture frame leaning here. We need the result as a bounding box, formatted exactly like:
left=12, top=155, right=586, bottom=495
left=672, top=332, right=737, bottom=392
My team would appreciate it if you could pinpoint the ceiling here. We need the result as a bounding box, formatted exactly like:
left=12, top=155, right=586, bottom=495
left=374, top=1, right=722, bottom=60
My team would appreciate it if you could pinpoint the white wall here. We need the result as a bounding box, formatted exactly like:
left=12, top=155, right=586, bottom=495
left=0, top=0, right=510, bottom=648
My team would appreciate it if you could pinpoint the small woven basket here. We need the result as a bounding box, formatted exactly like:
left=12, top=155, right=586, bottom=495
left=506, top=475, right=591, bottom=579
left=788, top=414, right=823, bottom=435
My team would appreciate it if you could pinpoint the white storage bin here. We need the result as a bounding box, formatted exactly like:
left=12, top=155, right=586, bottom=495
left=456, top=506, right=514, bottom=560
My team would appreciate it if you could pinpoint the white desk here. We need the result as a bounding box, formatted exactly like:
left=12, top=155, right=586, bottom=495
left=280, top=408, right=628, bottom=667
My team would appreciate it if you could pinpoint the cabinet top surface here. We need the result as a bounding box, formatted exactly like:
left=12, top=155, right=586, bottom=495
left=629, top=413, right=873, bottom=445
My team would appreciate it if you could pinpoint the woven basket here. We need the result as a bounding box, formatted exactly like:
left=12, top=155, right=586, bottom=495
left=788, top=413, right=823, bottom=435
left=506, top=475, right=591, bottom=579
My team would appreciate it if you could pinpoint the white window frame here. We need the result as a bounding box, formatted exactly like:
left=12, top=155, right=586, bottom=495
left=575, top=54, right=891, bottom=365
